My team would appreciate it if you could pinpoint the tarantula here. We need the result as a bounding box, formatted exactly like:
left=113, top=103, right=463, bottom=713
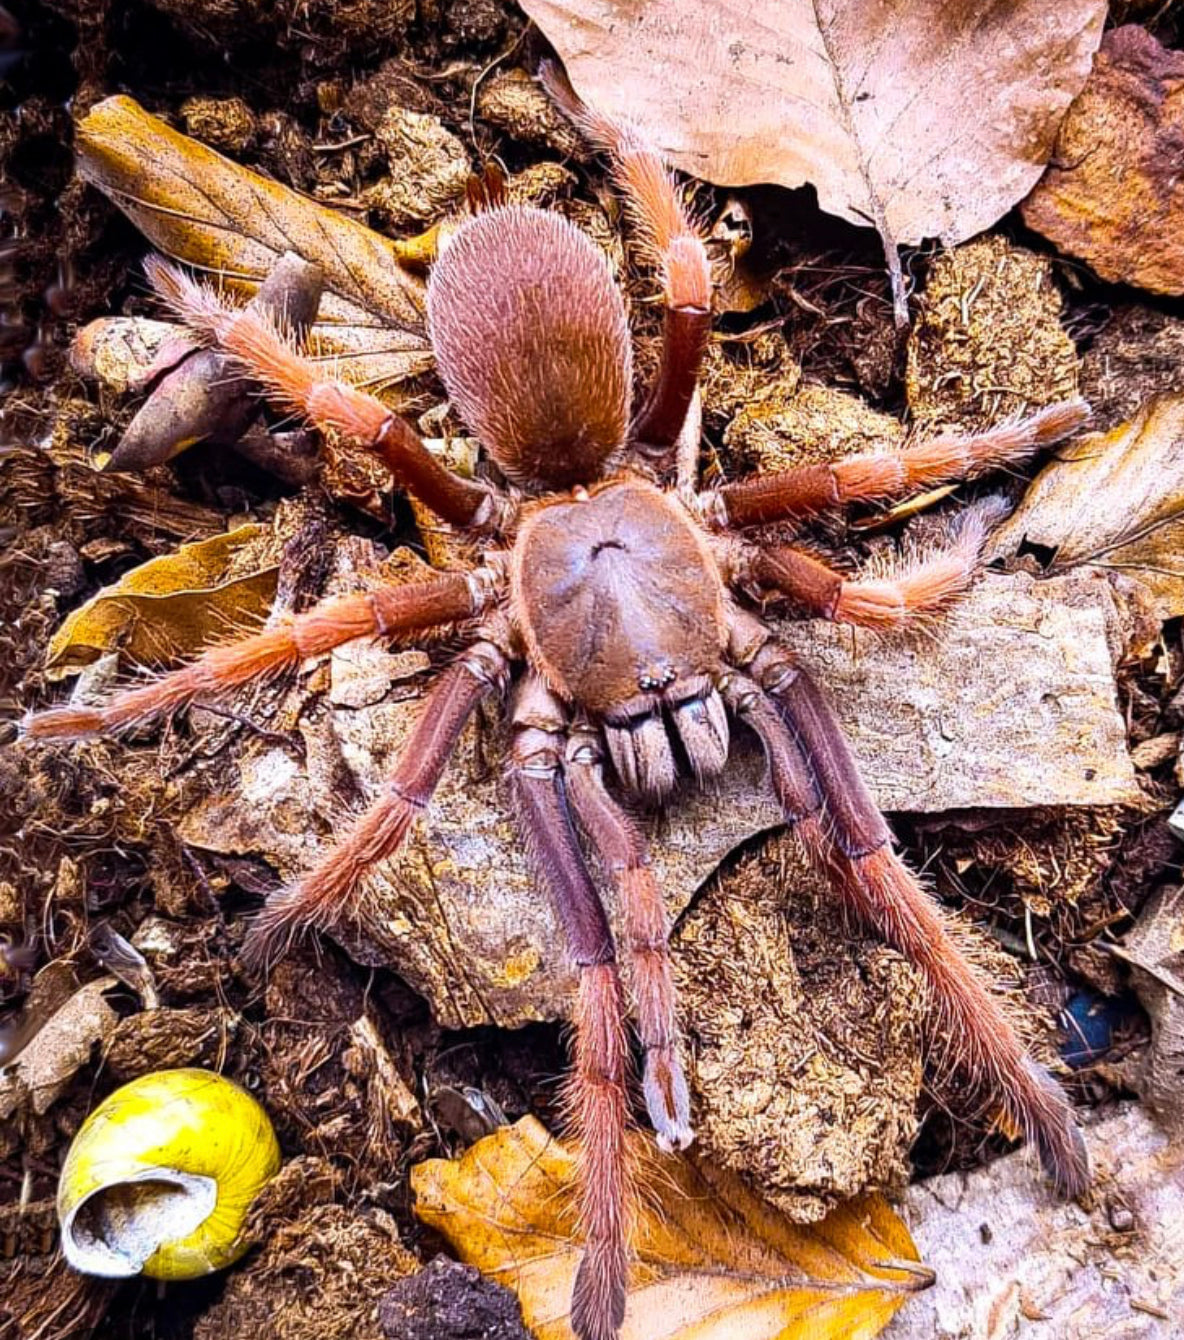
left=24, top=72, right=1089, bottom=1340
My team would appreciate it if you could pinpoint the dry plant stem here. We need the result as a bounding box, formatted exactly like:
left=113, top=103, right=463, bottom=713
left=700, top=400, right=1091, bottom=529
left=22, top=572, right=486, bottom=740
left=144, top=254, right=504, bottom=532
left=245, top=645, right=506, bottom=964
left=726, top=623, right=1089, bottom=1195
left=509, top=680, right=631, bottom=1340
left=565, top=723, right=692, bottom=1152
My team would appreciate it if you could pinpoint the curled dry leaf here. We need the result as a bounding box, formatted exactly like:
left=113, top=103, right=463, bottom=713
left=46, top=524, right=278, bottom=679
left=1022, top=26, right=1184, bottom=296
left=988, top=394, right=1184, bottom=622
left=0, top=977, right=119, bottom=1119
left=1109, top=884, right=1184, bottom=1123
left=75, top=96, right=432, bottom=392
left=523, top=0, right=1106, bottom=318
left=412, top=1115, right=933, bottom=1340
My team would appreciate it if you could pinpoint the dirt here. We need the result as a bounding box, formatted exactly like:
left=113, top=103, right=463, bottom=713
left=2, top=3, right=1183, bottom=1339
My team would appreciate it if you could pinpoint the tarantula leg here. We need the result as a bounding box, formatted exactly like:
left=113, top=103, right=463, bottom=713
left=144, top=256, right=510, bottom=533
left=509, top=678, right=630, bottom=1340
left=22, top=570, right=492, bottom=740
left=541, top=62, right=712, bottom=455
left=726, top=616, right=1089, bottom=1195
left=697, top=400, right=1090, bottom=530
left=244, top=641, right=507, bottom=966
left=566, top=721, right=692, bottom=1152
left=724, top=498, right=1005, bottom=629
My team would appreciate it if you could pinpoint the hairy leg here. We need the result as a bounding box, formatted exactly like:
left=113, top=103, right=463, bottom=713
left=22, top=569, right=497, bottom=740
left=723, top=498, right=1004, bottom=629
left=145, top=256, right=511, bottom=533
left=245, top=640, right=507, bottom=964
left=509, top=677, right=631, bottom=1340
left=565, top=720, right=692, bottom=1152
left=697, top=401, right=1089, bottom=530
left=542, top=63, right=711, bottom=455
left=723, top=612, right=1089, bottom=1194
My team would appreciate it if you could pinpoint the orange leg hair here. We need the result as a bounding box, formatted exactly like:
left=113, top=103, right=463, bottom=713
left=245, top=641, right=507, bottom=964
left=737, top=497, right=1005, bottom=629
left=22, top=570, right=491, bottom=741
left=144, top=255, right=508, bottom=532
left=698, top=400, right=1090, bottom=530
left=565, top=722, right=692, bottom=1152
left=723, top=626, right=1088, bottom=1196
left=509, top=678, right=632, bottom=1340
left=542, top=62, right=712, bottom=453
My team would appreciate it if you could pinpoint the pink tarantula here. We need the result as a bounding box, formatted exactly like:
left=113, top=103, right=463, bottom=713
left=25, top=70, right=1089, bottom=1340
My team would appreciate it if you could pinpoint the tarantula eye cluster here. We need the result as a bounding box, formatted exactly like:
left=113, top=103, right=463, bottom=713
left=22, top=64, right=1091, bottom=1340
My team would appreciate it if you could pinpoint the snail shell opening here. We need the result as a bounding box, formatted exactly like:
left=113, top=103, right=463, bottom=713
left=61, top=1169, right=218, bottom=1278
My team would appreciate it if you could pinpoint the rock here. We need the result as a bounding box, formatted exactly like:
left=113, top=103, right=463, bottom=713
left=885, top=1104, right=1183, bottom=1339
left=378, top=1256, right=531, bottom=1340
left=1022, top=26, right=1184, bottom=295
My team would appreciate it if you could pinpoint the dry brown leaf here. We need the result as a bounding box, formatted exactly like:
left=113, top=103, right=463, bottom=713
left=46, top=524, right=278, bottom=678
left=75, top=96, right=433, bottom=393
left=0, top=977, right=119, bottom=1119
left=1022, top=26, right=1184, bottom=295
left=988, top=394, right=1184, bottom=621
left=524, top=0, right=1106, bottom=316
left=412, top=1115, right=932, bottom=1340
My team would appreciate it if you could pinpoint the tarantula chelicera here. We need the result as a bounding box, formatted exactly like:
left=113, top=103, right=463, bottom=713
left=25, top=72, right=1090, bottom=1340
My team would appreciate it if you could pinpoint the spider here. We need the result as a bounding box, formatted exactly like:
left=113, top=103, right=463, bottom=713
left=23, top=69, right=1090, bottom=1340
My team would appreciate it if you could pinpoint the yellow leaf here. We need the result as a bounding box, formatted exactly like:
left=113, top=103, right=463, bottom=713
left=412, top=1116, right=933, bottom=1340
left=47, top=525, right=278, bottom=679
left=75, top=96, right=433, bottom=394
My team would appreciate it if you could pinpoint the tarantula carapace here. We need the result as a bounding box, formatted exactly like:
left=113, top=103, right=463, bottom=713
left=25, top=72, right=1090, bottom=1340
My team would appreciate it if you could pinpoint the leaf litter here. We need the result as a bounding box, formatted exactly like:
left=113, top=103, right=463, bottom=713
left=5, top=3, right=1184, bottom=1340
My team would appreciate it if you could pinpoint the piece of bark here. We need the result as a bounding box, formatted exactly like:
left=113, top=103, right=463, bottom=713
left=1023, top=26, right=1184, bottom=295
left=181, top=567, right=1136, bottom=1029
left=885, top=1103, right=1182, bottom=1339
left=1112, top=884, right=1184, bottom=1123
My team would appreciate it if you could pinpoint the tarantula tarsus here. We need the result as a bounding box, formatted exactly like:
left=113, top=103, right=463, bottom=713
left=25, top=71, right=1090, bottom=1340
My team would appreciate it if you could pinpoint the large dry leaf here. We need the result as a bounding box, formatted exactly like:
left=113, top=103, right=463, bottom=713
left=524, top=0, right=1105, bottom=313
left=75, top=96, right=432, bottom=393
left=989, top=395, right=1184, bottom=621
left=47, top=524, right=278, bottom=677
left=412, top=1115, right=932, bottom=1340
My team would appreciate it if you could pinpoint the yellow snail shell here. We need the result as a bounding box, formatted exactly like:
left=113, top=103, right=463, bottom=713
left=57, top=1067, right=280, bottom=1280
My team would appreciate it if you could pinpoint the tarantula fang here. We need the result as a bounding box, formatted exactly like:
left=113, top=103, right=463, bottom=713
left=23, top=69, right=1091, bottom=1340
